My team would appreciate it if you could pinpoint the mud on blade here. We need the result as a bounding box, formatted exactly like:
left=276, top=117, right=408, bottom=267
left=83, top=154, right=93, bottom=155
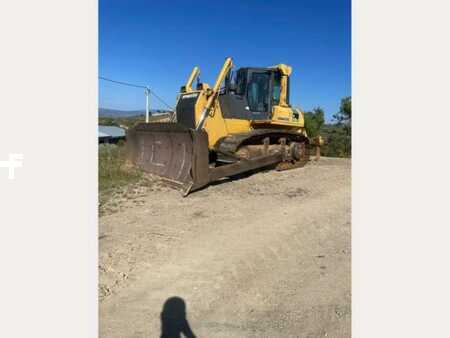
left=126, top=123, right=210, bottom=194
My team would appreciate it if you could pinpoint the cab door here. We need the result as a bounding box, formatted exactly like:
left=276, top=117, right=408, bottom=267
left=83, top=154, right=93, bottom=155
left=246, top=70, right=272, bottom=120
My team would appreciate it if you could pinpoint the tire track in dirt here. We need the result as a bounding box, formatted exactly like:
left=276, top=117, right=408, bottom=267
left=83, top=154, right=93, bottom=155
left=99, top=158, right=351, bottom=337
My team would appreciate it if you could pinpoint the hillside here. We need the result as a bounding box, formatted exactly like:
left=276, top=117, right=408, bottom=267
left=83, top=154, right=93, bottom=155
left=99, top=107, right=171, bottom=117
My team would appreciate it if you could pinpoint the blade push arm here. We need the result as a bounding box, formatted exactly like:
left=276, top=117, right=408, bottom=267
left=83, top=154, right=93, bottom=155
left=196, top=57, right=233, bottom=130
left=185, top=66, right=200, bottom=92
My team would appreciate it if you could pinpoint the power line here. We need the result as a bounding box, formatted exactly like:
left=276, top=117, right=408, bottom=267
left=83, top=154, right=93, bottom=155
left=148, top=90, right=174, bottom=111
left=99, top=76, right=174, bottom=110
left=99, top=76, right=147, bottom=89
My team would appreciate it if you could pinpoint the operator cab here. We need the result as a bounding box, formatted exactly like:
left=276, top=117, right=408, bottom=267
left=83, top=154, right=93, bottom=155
left=219, top=67, right=290, bottom=121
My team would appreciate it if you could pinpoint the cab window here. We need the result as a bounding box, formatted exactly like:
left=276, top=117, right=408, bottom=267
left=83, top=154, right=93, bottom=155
left=247, top=72, right=271, bottom=112
left=272, top=72, right=281, bottom=105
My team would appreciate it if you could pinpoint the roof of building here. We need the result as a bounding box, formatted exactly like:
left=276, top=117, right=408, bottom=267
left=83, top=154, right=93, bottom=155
left=98, top=125, right=126, bottom=138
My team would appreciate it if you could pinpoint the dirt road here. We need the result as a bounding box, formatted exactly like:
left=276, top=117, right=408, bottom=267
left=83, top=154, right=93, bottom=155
left=99, top=157, right=351, bottom=337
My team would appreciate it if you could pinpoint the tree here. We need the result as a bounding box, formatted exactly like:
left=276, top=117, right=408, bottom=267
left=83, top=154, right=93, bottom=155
left=333, top=96, right=351, bottom=134
left=99, top=117, right=119, bottom=127
left=321, top=124, right=351, bottom=157
left=321, top=96, right=351, bottom=157
left=304, top=107, right=325, bottom=138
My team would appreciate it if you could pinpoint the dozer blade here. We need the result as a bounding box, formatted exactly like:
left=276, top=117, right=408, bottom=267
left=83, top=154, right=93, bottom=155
left=126, top=123, right=210, bottom=195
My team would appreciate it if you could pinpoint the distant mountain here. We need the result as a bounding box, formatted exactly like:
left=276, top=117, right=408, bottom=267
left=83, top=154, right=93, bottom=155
left=99, top=107, right=171, bottom=117
left=99, top=108, right=143, bottom=117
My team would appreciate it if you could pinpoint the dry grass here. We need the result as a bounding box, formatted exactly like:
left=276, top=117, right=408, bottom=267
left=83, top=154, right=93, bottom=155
left=98, top=143, right=168, bottom=216
left=99, top=144, right=143, bottom=215
left=99, top=144, right=142, bottom=191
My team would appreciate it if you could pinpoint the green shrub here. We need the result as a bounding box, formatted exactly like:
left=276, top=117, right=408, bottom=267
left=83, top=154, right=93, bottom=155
left=304, top=107, right=325, bottom=138
left=304, top=97, right=351, bottom=158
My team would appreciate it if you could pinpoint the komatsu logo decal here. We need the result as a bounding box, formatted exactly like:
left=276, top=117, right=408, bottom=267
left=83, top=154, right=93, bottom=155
left=182, top=93, right=198, bottom=99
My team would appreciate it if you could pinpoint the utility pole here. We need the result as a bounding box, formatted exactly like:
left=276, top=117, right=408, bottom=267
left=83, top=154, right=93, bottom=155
left=145, top=87, right=150, bottom=123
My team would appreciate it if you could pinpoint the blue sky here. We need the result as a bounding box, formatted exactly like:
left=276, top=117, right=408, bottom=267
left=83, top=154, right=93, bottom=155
left=99, top=0, right=351, bottom=121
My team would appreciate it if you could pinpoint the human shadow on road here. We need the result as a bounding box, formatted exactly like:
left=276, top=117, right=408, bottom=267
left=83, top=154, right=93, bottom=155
left=160, top=296, right=197, bottom=338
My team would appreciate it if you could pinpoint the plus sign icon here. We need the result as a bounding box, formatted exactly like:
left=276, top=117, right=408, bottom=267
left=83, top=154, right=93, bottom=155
left=0, top=154, right=24, bottom=180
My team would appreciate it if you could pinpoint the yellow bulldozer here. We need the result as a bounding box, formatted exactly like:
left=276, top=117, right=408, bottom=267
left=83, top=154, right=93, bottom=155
left=127, top=57, right=319, bottom=195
